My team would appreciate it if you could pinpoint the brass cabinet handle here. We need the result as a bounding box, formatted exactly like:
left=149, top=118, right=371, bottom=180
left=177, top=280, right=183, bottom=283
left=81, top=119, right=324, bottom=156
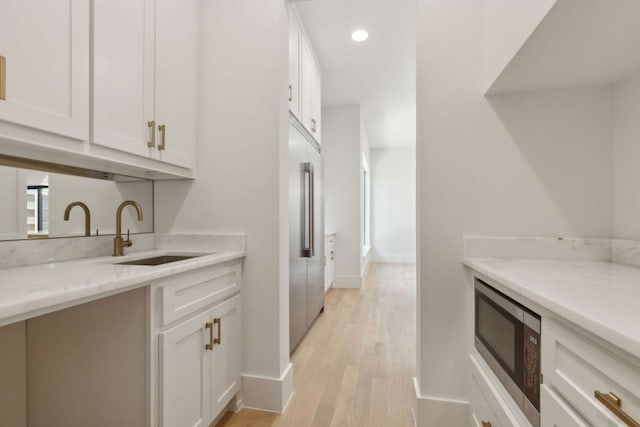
left=481, top=422, right=491, bottom=427
left=595, top=391, right=640, bottom=427
left=288, top=84, right=292, bottom=102
left=311, top=118, right=317, bottom=133
left=158, top=124, right=166, bottom=151
left=0, top=56, right=6, bottom=100
left=205, top=322, right=214, bottom=350
left=147, top=120, right=156, bottom=147
left=213, top=318, right=221, bottom=345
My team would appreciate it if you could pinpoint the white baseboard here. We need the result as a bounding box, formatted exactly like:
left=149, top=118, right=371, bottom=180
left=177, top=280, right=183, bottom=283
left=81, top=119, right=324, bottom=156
left=371, top=254, right=416, bottom=264
left=413, top=378, right=468, bottom=427
left=334, top=274, right=363, bottom=288
left=240, top=363, right=294, bottom=413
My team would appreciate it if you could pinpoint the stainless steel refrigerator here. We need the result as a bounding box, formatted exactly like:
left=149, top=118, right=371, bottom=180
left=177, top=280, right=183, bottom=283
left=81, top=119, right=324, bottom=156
left=289, top=118, right=324, bottom=352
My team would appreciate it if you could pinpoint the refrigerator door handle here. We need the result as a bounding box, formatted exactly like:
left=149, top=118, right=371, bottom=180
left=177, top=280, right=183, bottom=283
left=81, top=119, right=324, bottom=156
left=302, top=162, right=313, bottom=257
left=310, top=164, right=315, bottom=257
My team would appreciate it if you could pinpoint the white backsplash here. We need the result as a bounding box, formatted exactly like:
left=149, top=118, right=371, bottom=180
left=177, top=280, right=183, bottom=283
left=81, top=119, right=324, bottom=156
left=464, top=236, right=611, bottom=261
left=610, top=239, right=640, bottom=268
left=0, top=233, right=246, bottom=270
left=0, top=234, right=154, bottom=270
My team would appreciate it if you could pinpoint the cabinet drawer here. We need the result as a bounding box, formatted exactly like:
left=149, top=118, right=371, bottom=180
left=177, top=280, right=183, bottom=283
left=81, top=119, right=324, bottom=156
left=541, top=385, right=588, bottom=427
left=472, top=369, right=503, bottom=427
left=542, top=318, right=640, bottom=427
left=470, top=355, right=520, bottom=427
left=158, top=262, right=241, bottom=326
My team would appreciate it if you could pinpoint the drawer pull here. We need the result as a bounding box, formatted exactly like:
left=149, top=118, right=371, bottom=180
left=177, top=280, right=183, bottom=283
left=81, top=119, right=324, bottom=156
left=158, top=124, right=166, bottom=151
left=481, top=422, right=491, bottom=427
left=0, top=56, right=5, bottom=100
left=205, top=322, right=214, bottom=350
left=213, top=318, right=221, bottom=345
left=147, top=120, right=156, bottom=147
left=595, top=390, right=640, bottom=427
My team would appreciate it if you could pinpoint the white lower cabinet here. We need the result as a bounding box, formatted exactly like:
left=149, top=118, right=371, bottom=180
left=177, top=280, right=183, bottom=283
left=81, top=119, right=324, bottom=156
left=470, top=355, right=521, bottom=427
left=160, top=310, right=212, bottom=427
left=324, top=234, right=335, bottom=292
left=541, top=318, right=640, bottom=427
left=155, top=262, right=242, bottom=427
left=540, top=385, right=588, bottom=427
left=211, top=295, right=242, bottom=417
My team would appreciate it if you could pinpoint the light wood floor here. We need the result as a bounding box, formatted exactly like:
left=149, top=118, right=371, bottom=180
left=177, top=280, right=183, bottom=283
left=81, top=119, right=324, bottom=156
left=216, top=263, right=416, bottom=427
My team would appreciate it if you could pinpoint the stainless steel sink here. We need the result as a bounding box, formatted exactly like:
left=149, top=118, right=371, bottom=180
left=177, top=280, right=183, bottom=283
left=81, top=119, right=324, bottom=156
left=116, top=255, right=205, bottom=266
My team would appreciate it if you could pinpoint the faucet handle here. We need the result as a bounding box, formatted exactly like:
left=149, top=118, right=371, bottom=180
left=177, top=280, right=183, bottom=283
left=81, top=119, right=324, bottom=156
left=125, top=229, right=133, bottom=248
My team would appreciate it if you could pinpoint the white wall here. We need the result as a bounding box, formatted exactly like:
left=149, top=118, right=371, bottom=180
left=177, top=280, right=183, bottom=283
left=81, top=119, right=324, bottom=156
left=154, top=0, right=292, bottom=411
left=613, top=70, right=640, bottom=239
left=370, top=148, right=416, bottom=264
left=481, top=0, right=556, bottom=92
left=416, top=1, right=613, bottom=424
left=323, top=104, right=370, bottom=288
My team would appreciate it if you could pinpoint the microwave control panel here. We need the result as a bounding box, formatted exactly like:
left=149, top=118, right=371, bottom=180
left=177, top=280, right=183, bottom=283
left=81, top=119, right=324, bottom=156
left=524, top=325, right=541, bottom=410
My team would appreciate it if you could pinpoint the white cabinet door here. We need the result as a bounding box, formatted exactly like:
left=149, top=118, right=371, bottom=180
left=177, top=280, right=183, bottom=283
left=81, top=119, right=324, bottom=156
left=0, top=0, right=89, bottom=141
left=301, top=38, right=321, bottom=143
left=301, top=38, right=314, bottom=135
left=160, top=310, right=212, bottom=427
left=311, top=59, right=322, bottom=143
left=288, top=11, right=302, bottom=120
left=210, top=294, right=242, bottom=418
left=154, top=0, right=197, bottom=169
left=92, top=0, right=155, bottom=158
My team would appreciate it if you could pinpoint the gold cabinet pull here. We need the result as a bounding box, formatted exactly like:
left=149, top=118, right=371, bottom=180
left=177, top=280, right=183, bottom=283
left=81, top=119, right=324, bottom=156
left=158, top=124, right=166, bottom=151
left=205, top=322, right=214, bottom=351
left=481, top=422, right=491, bottom=427
left=0, top=56, right=6, bottom=100
left=147, top=120, right=156, bottom=147
left=213, top=318, right=221, bottom=345
left=288, top=84, right=293, bottom=102
left=595, top=391, right=640, bottom=427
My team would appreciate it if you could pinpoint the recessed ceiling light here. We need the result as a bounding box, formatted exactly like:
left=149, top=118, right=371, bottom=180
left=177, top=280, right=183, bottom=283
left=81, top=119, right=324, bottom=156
left=351, top=29, right=369, bottom=42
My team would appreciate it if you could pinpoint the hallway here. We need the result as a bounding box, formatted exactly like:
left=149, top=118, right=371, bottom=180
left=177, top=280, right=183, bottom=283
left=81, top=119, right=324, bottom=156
left=217, top=263, right=416, bottom=427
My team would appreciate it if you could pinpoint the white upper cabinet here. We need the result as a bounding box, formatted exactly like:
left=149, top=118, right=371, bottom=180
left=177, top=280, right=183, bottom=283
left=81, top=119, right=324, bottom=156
left=92, top=0, right=155, bottom=158
left=0, top=0, right=89, bottom=142
left=301, top=38, right=322, bottom=144
left=154, top=0, right=198, bottom=169
left=311, top=58, right=322, bottom=143
left=93, top=0, right=196, bottom=170
left=288, top=12, right=302, bottom=121
left=289, top=6, right=322, bottom=144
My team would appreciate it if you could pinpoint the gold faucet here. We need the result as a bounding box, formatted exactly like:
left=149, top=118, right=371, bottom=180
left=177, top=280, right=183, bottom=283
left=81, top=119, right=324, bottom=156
left=63, top=201, right=91, bottom=237
left=113, top=200, right=144, bottom=256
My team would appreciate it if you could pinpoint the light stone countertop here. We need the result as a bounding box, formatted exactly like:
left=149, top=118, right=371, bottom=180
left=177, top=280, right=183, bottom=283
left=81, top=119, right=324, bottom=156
left=464, top=257, right=640, bottom=360
left=0, top=249, right=245, bottom=328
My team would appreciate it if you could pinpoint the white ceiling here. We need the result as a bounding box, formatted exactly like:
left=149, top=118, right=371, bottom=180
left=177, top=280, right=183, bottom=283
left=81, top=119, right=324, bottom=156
left=293, top=0, right=416, bottom=148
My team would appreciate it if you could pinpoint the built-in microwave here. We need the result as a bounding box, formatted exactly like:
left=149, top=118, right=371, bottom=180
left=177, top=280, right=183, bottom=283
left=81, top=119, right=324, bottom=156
left=475, top=278, right=541, bottom=427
